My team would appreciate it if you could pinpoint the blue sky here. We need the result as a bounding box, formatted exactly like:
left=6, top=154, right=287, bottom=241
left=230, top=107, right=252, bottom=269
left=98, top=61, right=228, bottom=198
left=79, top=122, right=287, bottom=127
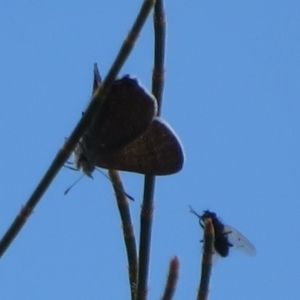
left=1, top=1, right=300, bottom=299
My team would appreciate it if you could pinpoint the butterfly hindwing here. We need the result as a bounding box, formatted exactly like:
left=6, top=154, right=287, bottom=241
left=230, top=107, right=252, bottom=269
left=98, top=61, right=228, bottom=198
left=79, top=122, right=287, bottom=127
left=91, top=118, right=184, bottom=175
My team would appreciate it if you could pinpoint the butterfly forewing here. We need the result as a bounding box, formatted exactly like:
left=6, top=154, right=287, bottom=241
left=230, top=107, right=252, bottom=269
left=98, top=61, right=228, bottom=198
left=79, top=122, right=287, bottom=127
left=89, top=73, right=157, bottom=152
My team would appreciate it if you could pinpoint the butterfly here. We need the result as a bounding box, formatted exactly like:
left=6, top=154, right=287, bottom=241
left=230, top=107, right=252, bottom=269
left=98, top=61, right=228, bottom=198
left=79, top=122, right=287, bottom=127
left=190, top=208, right=256, bottom=257
left=74, top=64, right=184, bottom=176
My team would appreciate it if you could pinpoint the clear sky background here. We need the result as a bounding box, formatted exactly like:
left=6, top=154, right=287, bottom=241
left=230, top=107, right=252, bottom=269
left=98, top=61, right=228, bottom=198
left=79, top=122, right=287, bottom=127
left=1, top=1, right=300, bottom=299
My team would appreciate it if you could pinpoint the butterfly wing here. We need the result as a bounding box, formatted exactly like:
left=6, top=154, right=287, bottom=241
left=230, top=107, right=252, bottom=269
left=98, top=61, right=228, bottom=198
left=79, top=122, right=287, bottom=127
left=75, top=64, right=184, bottom=176
left=89, top=65, right=157, bottom=151
left=91, top=117, right=184, bottom=175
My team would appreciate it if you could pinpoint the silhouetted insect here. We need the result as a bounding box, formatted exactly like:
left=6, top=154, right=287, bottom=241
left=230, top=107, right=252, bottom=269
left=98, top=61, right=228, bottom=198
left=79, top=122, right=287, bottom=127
left=190, top=208, right=256, bottom=257
left=74, top=63, right=184, bottom=177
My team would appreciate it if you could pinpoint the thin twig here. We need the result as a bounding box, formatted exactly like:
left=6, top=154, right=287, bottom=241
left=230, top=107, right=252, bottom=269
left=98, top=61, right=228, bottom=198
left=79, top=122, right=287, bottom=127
left=197, top=218, right=214, bottom=300
left=136, top=176, right=155, bottom=300
left=152, top=0, right=166, bottom=114
left=108, top=170, right=138, bottom=300
left=136, top=0, right=166, bottom=299
left=160, top=257, right=179, bottom=300
left=0, top=0, right=156, bottom=259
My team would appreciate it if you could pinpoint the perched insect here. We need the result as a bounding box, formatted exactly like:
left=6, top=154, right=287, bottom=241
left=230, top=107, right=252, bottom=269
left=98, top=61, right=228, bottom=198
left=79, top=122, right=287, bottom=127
left=74, top=63, right=184, bottom=177
left=190, top=207, right=256, bottom=257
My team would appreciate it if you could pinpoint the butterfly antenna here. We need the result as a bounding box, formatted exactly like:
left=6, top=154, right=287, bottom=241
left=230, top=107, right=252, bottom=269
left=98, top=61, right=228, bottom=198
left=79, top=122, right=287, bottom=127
left=64, top=163, right=78, bottom=171
left=64, top=174, right=85, bottom=195
left=95, top=168, right=134, bottom=201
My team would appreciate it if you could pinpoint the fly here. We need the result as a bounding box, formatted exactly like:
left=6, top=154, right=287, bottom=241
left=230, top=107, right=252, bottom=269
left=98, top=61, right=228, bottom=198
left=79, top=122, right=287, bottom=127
left=190, top=207, right=256, bottom=257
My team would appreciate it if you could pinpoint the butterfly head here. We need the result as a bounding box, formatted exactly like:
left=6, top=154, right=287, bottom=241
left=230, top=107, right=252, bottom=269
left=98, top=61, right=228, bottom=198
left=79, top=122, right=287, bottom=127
left=74, top=140, right=95, bottom=178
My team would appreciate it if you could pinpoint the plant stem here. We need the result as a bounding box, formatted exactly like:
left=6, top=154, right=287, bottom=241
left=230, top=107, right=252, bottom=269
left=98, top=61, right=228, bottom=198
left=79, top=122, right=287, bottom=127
left=0, top=0, right=156, bottom=260
left=198, top=218, right=214, bottom=300
left=136, top=1, right=166, bottom=299
left=108, top=169, right=138, bottom=300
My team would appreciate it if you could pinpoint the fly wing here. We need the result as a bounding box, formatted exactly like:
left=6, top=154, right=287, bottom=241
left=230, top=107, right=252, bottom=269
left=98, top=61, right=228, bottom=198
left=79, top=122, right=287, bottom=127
left=224, top=225, right=256, bottom=257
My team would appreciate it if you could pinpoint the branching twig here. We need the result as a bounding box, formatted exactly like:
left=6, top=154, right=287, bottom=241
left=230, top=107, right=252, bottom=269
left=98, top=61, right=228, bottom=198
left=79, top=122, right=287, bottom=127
left=0, top=0, right=156, bottom=259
